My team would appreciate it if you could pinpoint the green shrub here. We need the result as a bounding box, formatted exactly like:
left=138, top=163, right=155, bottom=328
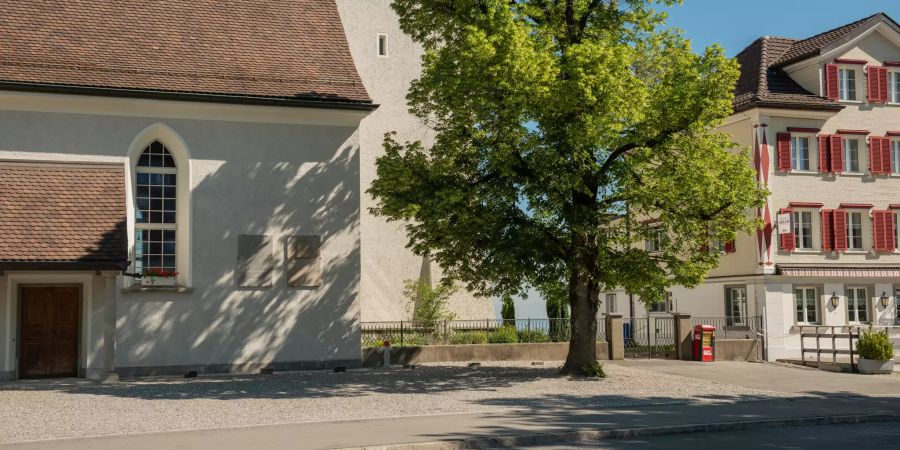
left=517, top=329, right=550, bottom=343
left=449, top=331, right=489, bottom=345
left=857, top=328, right=895, bottom=360
left=488, top=326, right=519, bottom=344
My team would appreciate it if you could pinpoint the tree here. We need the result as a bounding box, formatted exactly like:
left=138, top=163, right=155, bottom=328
left=500, top=293, right=516, bottom=323
left=540, top=281, right=570, bottom=341
left=405, top=279, right=456, bottom=326
left=370, top=0, right=767, bottom=375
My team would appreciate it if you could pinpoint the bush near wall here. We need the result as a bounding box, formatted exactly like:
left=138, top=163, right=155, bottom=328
left=488, top=326, right=519, bottom=344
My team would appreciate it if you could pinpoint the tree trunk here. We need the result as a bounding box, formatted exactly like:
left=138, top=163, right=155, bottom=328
left=560, top=268, right=600, bottom=375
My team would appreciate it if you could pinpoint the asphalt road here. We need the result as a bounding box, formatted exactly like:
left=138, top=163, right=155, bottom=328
left=519, top=421, right=900, bottom=449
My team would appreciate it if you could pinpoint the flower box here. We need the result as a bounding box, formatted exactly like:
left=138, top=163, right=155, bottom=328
left=140, top=269, right=179, bottom=287
left=141, top=276, right=178, bottom=287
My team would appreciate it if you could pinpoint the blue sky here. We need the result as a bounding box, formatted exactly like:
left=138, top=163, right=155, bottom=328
left=659, top=1, right=900, bottom=56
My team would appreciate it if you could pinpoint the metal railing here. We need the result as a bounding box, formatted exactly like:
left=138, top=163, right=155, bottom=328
left=360, top=318, right=606, bottom=347
left=691, top=316, right=763, bottom=340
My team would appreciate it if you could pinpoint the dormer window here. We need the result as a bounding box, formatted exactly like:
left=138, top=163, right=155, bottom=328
left=839, top=67, right=857, bottom=101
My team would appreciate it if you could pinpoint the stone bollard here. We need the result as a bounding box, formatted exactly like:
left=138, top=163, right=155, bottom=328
left=672, top=313, right=692, bottom=361
left=606, top=314, right=624, bottom=360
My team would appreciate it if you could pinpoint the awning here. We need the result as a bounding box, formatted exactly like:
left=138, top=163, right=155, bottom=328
left=0, top=162, right=127, bottom=269
left=778, top=266, right=900, bottom=278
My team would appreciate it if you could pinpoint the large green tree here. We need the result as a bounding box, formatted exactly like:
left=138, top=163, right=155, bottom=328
left=369, top=0, right=766, bottom=375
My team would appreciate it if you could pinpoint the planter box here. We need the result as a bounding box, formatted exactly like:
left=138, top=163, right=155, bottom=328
left=141, top=276, right=178, bottom=287
left=858, top=358, right=894, bottom=374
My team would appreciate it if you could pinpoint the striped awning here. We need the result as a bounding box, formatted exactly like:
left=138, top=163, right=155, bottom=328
left=778, top=266, right=900, bottom=278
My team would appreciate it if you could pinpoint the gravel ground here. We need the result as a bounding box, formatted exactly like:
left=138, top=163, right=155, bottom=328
left=0, top=361, right=801, bottom=443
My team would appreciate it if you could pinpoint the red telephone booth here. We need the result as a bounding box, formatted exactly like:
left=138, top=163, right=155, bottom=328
left=692, top=324, right=716, bottom=362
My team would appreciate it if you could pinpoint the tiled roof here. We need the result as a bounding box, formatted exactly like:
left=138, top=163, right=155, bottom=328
left=732, top=12, right=900, bottom=113
left=733, top=36, right=842, bottom=113
left=0, top=1, right=371, bottom=107
left=0, top=163, right=127, bottom=266
left=771, top=13, right=886, bottom=67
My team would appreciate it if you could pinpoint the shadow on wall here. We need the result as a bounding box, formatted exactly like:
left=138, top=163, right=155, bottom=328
left=114, top=125, right=362, bottom=371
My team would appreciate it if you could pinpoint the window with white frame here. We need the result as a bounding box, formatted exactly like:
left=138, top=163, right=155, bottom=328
left=793, top=211, right=813, bottom=249
left=846, top=287, right=868, bottom=323
left=842, top=138, right=861, bottom=173
left=839, top=67, right=858, bottom=101
left=645, top=227, right=665, bottom=252
left=890, top=71, right=900, bottom=103
left=795, top=287, right=818, bottom=324
left=791, top=136, right=811, bottom=171
left=135, top=141, right=177, bottom=274
left=605, top=293, right=617, bottom=314
left=895, top=213, right=899, bottom=251
left=846, top=211, right=863, bottom=250
left=892, top=140, right=900, bottom=175
left=649, top=291, right=672, bottom=313
left=725, top=286, right=747, bottom=325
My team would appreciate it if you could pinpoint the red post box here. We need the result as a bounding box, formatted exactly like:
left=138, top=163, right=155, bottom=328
left=692, top=324, right=716, bottom=362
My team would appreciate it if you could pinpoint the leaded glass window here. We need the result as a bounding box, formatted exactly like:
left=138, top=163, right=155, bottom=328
left=135, top=141, right=177, bottom=273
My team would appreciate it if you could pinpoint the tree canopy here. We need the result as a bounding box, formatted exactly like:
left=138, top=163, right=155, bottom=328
left=370, top=0, right=767, bottom=374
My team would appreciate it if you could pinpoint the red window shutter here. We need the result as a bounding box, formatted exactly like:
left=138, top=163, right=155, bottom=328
left=886, top=211, right=897, bottom=251
left=724, top=240, right=736, bottom=253
left=833, top=209, right=848, bottom=252
left=825, top=64, right=840, bottom=100
left=879, top=67, right=889, bottom=103
left=830, top=135, right=843, bottom=172
left=881, top=135, right=893, bottom=174
left=821, top=209, right=834, bottom=251
left=868, top=66, right=881, bottom=102
left=779, top=208, right=795, bottom=252
left=870, top=137, right=884, bottom=174
left=873, top=211, right=884, bottom=252
left=817, top=135, right=831, bottom=172
left=777, top=132, right=792, bottom=172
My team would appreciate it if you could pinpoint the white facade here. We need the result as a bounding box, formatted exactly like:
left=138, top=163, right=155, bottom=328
left=337, top=0, right=495, bottom=322
left=602, top=16, right=900, bottom=362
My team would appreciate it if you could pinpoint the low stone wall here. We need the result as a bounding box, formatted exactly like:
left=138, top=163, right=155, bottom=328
left=714, top=339, right=761, bottom=362
left=362, top=342, right=609, bottom=367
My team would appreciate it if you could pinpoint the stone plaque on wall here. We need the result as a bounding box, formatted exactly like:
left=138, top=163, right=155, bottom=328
left=286, top=235, right=322, bottom=288
left=237, top=234, right=274, bottom=288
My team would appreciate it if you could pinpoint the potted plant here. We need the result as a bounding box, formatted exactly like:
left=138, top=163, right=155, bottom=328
left=856, top=327, right=895, bottom=374
left=141, top=269, right=179, bottom=287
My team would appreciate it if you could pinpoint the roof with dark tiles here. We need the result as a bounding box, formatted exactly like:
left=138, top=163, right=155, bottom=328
left=731, top=13, right=900, bottom=113
left=0, top=163, right=127, bottom=265
left=0, top=1, right=371, bottom=107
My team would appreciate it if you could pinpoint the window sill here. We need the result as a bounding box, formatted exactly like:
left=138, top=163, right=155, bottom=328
left=121, top=286, right=194, bottom=294
left=788, top=170, right=818, bottom=175
left=840, top=172, right=865, bottom=177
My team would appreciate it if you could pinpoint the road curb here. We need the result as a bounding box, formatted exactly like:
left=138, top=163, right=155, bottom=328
left=345, top=413, right=900, bottom=449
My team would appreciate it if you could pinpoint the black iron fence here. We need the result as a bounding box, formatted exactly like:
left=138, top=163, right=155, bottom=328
left=623, top=316, right=676, bottom=358
left=690, top=316, right=763, bottom=340
left=361, top=318, right=606, bottom=347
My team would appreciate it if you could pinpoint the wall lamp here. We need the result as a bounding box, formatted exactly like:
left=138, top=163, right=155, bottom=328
left=830, top=292, right=839, bottom=308
left=881, top=292, right=891, bottom=308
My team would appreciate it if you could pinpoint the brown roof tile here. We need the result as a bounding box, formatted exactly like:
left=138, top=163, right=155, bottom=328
left=733, top=13, right=900, bottom=113
left=0, top=1, right=371, bottom=107
left=771, top=13, right=886, bottom=67
left=0, top=163, right=127, bottom=265
left=733, top=36, right=842, bottom=113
